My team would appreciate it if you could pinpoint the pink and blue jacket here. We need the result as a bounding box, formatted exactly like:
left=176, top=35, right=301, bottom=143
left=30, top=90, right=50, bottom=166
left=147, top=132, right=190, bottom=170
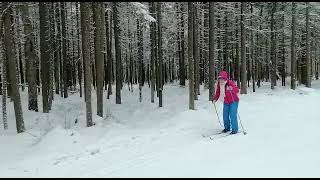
left=213, top=71, right=240, bottom=104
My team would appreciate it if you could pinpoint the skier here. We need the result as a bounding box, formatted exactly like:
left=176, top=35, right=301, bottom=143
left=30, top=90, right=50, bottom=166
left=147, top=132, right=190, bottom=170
left=213, top=71, right=240, bottom=134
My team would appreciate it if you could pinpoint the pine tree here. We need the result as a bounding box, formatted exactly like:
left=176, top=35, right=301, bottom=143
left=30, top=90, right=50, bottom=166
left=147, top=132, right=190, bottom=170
left=93, top=2, right=105, bottom=117
left=157, top=2, right=163, bottom=107
left=270, top=2, right=277, bottom=90
left=80, top=2, right=93, bottom=127
left=21, top=3, right=38, bottom=112
left=193, top=3, right=200, bottom=99
left=0, top=11, right=8, bottom=129
left=240, top=2, right=247, bottom=94
left=3, top=2, right=25, bottom=133
left=209, top=2, right=215, bottom=101
left=61, top=2, right=68, bottom=98
left=179, top=2, right=186, bottom=87
left=188, top=2, right=195, bottom=110
left=39, top=2, right=50, bottom=113
left=113, top=2, right=122, bottom=104
left=306, top=2, right=311, bottom=88
left=149, top=2, right=156, bottom=103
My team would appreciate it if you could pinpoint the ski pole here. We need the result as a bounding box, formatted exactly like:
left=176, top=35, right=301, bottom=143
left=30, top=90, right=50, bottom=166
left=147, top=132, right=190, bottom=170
left=237, top=113, right=247, bottom=135
left=213, top=100, right=223, bottom=128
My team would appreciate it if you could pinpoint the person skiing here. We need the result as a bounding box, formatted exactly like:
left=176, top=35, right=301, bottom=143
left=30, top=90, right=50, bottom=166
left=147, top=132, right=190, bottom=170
left=213, top=71, right=240, bottom=134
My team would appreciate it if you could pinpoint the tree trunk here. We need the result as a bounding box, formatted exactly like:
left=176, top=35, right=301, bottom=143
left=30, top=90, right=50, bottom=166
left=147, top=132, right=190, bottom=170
left=306, top=2, right=311, bottom=88
left=188, top=2, right=195, bottom=110
left=270, top=2, right=277, bottom=90
left=281, top=2, right=286, bottom=87
left=240, top=2, right=247, bottom=94
left=3, top=2, right=25, bottom=133
left=0, top=13, right=8, bottom=129
left=61, top=2, right=68, bottom=98
left=149, top=2, right=155, bottom=103
left=113, top=2, right=121, bottom=104
left=80, top=2, right=93, bottom=127
left=56, top=2, right=63, bottom=98
left=93, top=2, right=105, bottom=117
left=54, top=2, right=61, bottom=95
left=257, top=3, right=263, bottom=88
left=209, top=2, right=215, bottom=101
left=76, top=2, right=82, bottom=98
left=39, top=2, right=50, bottom=113
left=48, top=2, right=54, bottom=110
left=14, top=9, right=25, bottom=92
left=193, top=3, right=200, bottom=99
left=250, top=3, right=256, bottom=92
left=71, top=3, right=77, bottom=92
left=179, top=2, right=186, bottom=86
left=137, top=17, right=143, bottom=103
left=235, top=2, right=241, bottom=88
left=21, top=3, right=38, bottom=112
left=157, top=2, right=163, bottom=107
left=204, top=2, right=209, bottom=89
left=105, top=6, right=112, bottom=99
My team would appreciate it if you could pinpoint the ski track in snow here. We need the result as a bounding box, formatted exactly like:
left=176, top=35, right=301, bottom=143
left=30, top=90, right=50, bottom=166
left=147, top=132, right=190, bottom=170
left=1, top=79, right=320, bottom=177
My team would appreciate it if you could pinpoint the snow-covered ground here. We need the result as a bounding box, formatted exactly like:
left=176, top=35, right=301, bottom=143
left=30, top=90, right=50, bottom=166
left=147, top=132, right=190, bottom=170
left=1, top=79, right=320, bottom=177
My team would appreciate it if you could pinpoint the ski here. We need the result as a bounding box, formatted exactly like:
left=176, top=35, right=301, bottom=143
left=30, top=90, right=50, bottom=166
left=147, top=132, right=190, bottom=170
left=202, top=131, right=226, bottom=138
left=209, top=131, right=243, bottom=140
left=209, top=133, right=231, bottom=140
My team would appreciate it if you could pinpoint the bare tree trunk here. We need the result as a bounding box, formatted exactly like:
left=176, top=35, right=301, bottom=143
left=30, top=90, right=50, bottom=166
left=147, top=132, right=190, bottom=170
left=149, top=2, right=155, bottom=103
left=281, top=2, right=286, bottom=87
left=56, top=3, right=63, bottom=98
left=188, top=2, right=195, bottom=110
left=235, top=2, right=241, bottom=88
left=21, top=3, right=38, bottom=112
left=217, top=12, right=222, bottom=73
left=54, top=2, right=60, bottom=95
left=14, top=9, right=25, bottom=92
left=250, top=3, right=256, bottom=92
left=240, top=2, right=247, bottom=94
left=209, top=2, right=215, bottom=101
left=179, top=2, right=186, bottom=86
left=80, top=2, right=93, bottom=127
left=137, top=17, right=143, bottom=102
left=157, top=2, right=163, bottom=107
left=76, top=2, right=82, bottom=98
left=48, top=2, right=54, bottom=110
left=39, top=2, right=50, bottom=113
left=0, top=13, right=8, bottom=129
left=306, top=2, right=311, bottom=88
left=257, top=3, right=263, bottom=88
left=316, top=60, right=319, bottom=80
left=3, top=2, right=25, bottom=133
left=193, top=2, right=200, bottom=99
left=202, top=3, right=208, bottom=89
left=93, top=2, right=105, bottom=117
left=71, top=3, right=77, bottom=92
left=106, top=8, right=112, bottom=99
left=61, top=2, right=68, bottom=98
left=270, top=2, right=277, bottom=90
left=113, top=2, right=121, bottom=104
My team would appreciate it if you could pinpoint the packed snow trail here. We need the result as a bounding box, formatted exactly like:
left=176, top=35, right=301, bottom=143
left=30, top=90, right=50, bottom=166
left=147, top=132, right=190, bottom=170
left=1, top=79, right=320, bottom=177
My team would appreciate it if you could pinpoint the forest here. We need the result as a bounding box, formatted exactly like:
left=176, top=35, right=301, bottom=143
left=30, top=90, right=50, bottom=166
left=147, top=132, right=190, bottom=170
left=0, top=2, right=319, bottom=133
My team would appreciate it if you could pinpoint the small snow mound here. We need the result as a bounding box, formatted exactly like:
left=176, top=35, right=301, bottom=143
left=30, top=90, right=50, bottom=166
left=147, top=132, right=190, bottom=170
left=296, top=87, right=316, bottom=95
left=298, top=87, right=316, bottom=92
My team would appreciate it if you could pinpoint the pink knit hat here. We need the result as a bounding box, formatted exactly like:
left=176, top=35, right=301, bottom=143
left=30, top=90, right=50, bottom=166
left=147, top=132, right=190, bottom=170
left=218, top=71, right=228, bottom=80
